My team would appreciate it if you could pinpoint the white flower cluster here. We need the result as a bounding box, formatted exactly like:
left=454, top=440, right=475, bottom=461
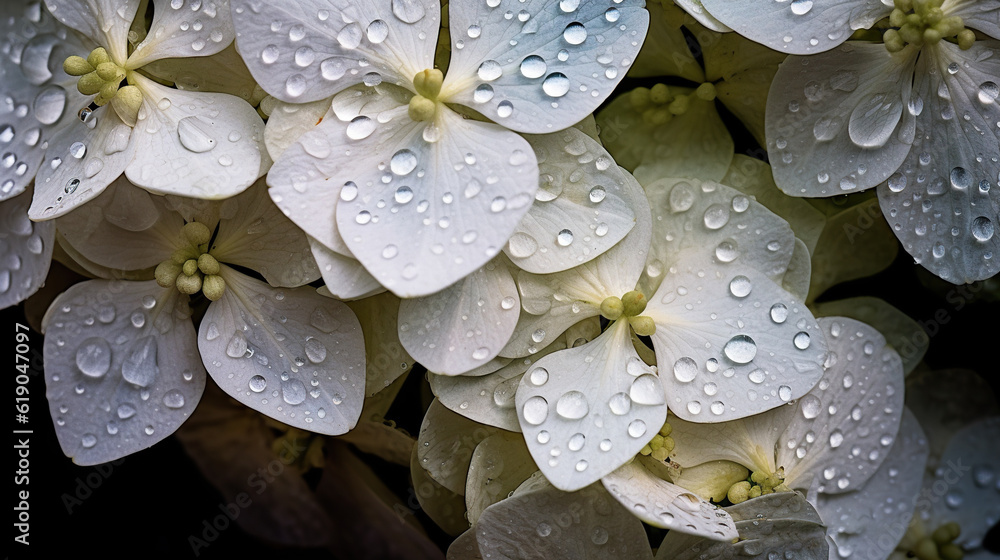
left=0, top=0, right=996, bottom=557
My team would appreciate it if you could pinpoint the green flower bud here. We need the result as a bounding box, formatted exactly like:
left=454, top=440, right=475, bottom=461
left=890, top=8, right=907, bottom=27
left=182, top=259, right=199, bottom=277
left=111, top=85, right=143, bottom=127
left=629, top=86, right=651, bottom=110
left=182, top=221, right=213, bottom=245
left=176, top=273, right=203, bottom=295
left=198, top=253, right=221, bottom=275
left=649, top=83, right=670, bottom=104
left=155, top=260, right=182, bottom=288
left=668, top=94, right=690, bottom=116
left=600, top=296, right=623, bottom=320
left=77, top=71, right=104, bottom=95
left=659, top=423, right=672, bottom=437
left=915, top=538, right=942, bottom=560
left=621, top=290, right=647, bottom=316
left=96, top=61, right=124, bottom=82
left=695, top=82, right=716, bottom=101
left=923, top=27, right=942, bottom=44
left=87, top=47, right=110, bottom=68
left=413, top=68, right=444, bottom=99
left=408, top=95, right=437, bottom=122
left=939, top=544, right=963, bottom=560
left=651, top=446, right=669, bottom=461
left=748, top=485, right=762, bottom=498
left=100, top=80, right=120, bottom=100
left=63, top=56, right=94, bottom=76
left=884, top=29, right=906, bottom=53
left=957, top=29, right=975, bottom=49
left=202, top=274, right=227, bottom=301
left=629, top=315, right=656, bottom=336
left=727, top=481, right=751, bottom=504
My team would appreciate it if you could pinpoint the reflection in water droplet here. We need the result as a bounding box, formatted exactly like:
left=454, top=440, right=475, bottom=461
left=177, top=116, right=217, bottom=153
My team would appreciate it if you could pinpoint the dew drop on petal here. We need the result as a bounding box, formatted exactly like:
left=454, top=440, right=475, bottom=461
left=724, top=335, right=757, bottom=364
left=556, top=390, right=589, bottom=419
left=522, top=396, right=548, bottom=425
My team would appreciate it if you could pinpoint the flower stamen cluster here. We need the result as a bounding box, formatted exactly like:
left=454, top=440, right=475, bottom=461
left=883, top=0, right=976, bottom=52
left=628, top=83, right=716, bottom=126
left=62, top=48, right=143, bottom=126
left=409, top=69, right=445, bottom=122
left=601, top=290, right=656, bottom=335
left=638, top=419, right=674, bottom=461
left=154, top=222, right=227, bottom=301
left=726, top=466, right=790, bottom=504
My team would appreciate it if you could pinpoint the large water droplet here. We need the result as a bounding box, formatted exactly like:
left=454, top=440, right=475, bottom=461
left=523, top=396, right=548, bottom=425
left=630, top=374, right=664, bottom=405
left=366, top=19, right=389, bottom=43
left=391, top=0, right=426, bottom=23
left=177, top=116, right=217, bottom=153
left=281, top=379, right=307, bottom=405
left=249, top=375, right=267, bottom=392
left=346, top=115, right=375, bottom=140
left=163, top=389, right=185, bottom=409
left=76, top=337, right=111, bottom=378
left=608, top=392, right=631, bottom=415
left=556, top=390, right=589, bottom=419
left=304, top=337, right=327, bottom=363
left=724, top=335, right=757, bottom=364
left=520, top=55, right=546, bottom=79
left=627, top=419, right=646, bottom=438
left=971, top=216, right=994, bottom=241
left=800, top=394, right=821, bottom=418
left=121, top=336, right=159, bottom=387
left=563, top=22, right=587, bottom=44
left=729, top=275, right=752, bottom=298
left=477, top=60, right=502, bottom=81
left=673, top=357, right=698, bottom=383
left=542, top=73, right=570, bottom=97
left=769, top=303, right=788, bottom=324
left=390, top=149, right=417, bottom=175
left=703, top=204, right=730, bottom=229
left=33, top=86, right=66, bottom=125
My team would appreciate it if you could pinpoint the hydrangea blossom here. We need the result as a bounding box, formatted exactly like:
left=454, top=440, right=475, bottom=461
left=765, top=1, right=999, bottom=282
left=25, top=0, right=267, bottom=220
left=234, top=0, right=649, bottom=296
left=44, top=177, right=364, bottom=464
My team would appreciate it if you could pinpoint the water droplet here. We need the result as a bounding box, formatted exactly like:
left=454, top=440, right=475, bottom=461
left=346, top=115, right=375, bottom=140
left=703, top=204, right=730, bottom=229
left=473, top=83, right=494, bottom=103
left=673, top=357, right=698, bottom=383
left=829, top=430, right=844, bottom=448
left=793, top=331, right=811, bottom=350
left=800, top=394, right=821, bottom=418
left=769, top=303, right=788, bottom=323
left=75, top=337, right=111, bottom=378
left=520, top=55, right=546, bottom=79
left=568, top=432, right=585, bottom=451
left=542, top=73, right=570, bottom=97
left=589, top=186, right=606, bottom=203
left=529, top=367, right=548, bottom=386
left=563, top=22, right=587, bottom=44
left=778, top=385, right=792, bottom=401
left=556, top=390, right=588, bottom=419
left=556, top=229, right=574, bottom=246
left=627, top=419, right=646, bottom=438
left=117, top=403, right=137, bottom=419
left=81, top=433, right=98, bottom=448
left=33, top=86, right=66, bottom=125
left=477, top=60, right=502, bottom=81
left=715, top=240, right=739, bottom=262
left=523, top=396, right=548, bottom=425
left=790, top=0, right=813, bottom=15
left=729, top=275, right=752, bottom=298
left=226, top=333, right=249, bottom=358
left=249, top=375, right=267, bottom=392
left=501, top=296, right=516, bottom=310
left=496, top=100, right=513, bottom=118
left=390, top=149, right=417, bottom=175
left=304, top=337, right=327, bottom=363
left=630, top=374, right=664, bottom=405
left=724, top=335, right=757, bottom=364
left=536, top=522, right=552, bottom=537
left=177, top=116, right=216, bottom=153
left=609, top=392, right=631, bottom=415
left=391, top=0, right=425, bottom=23
left=282, top=379, right=307, bottom=405
left=163, top=390, right=185, bottom=409
left=366, top=19, right=389, bottom=43
left=121, top=336, right=159, bottom=387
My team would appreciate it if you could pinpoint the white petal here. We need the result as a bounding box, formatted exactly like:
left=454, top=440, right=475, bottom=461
left=310, top=239, right=384, bottom=300
left=876, top=41, right=1000, bottom=283
left=29, top=105, right=137, bottom=220
left=667, top=411, right=792, bottom=475
left=776, top=317, right=905, bottom=494
left=126, top=75, right=265, bottom=198
left=645, top=253, right=827, bottom=423
left=409, top=442, right=471, bottom=536
left=199, top=267, right=366, bottom=435
left=923, top=416, right=1000, bottom=549
left=416, top=398, right=500, bottom=495
left=515, top=321, right=668, bottom=491
left=674, top=0, right=731, bottom=32
left=639, top=178, right=797, bottom=298
left=602, top=459, right=738, bottom=538
left=211, top=178, right=320, bottom=287
left=42, top=279, right=205, bottom=464
left=501, top=180, right=651, bottom=357
left=699, top=0, right=890, bottom=55
left=331, top=105, right=538, bottom=297
left=447, top=530, right=483, bottom=560
left=508, top=128, right=637, bottom=274
left=54, top=175, right=178, bottom=271
left=0, top=187, right=54, bottom=308
left=655, top=492, right=829, bottom=560
left=43, top=0, right=141, bottom=62
left=944, top=0, right=1000, bottom=39
left=815, top=409, right=929, bottom=560
left=812, top=296, right=926, bottom=375
left=442, top=0, right=649, bottom=134
left=343, top=292, right=413, bottom=397
left=231, top=0, right=438, bottom=103
left=143, top=43, right=261, bottom=102
left=430, top=319, right=601, bottom=431
left=767, top=44, right=918, bottom=197
left=475, top=472, right=654, bottom=560
left=783, top=238, right=812, bottom=301
left=264, top=98, right=332, bottom=160
left=596, top=87, right=733, bottom=182
left=400, top=258, right=520, bottom=375
left=126, top=0, right=233, bottom=67
left=465, top=432, right=537, bottom=525
left=721, top=155, right=826, bottom=254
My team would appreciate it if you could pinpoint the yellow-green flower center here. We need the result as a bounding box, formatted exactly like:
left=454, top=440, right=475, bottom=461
left=600, top=290, right=657, bottom=335
left=628, top=82, right=716, bottom=126
left=63, top=47, right=143, bottom=126
left=639, top=419, right=674, bottom=461
left=155, top=222, right=227, bottom=301
left=726, top=467, right=790, bottom=504
left=408, top=68, right=445, bottom=122
left=898, top=521, right=964, bottom=560
left=883, top=0, right=975, bottom=53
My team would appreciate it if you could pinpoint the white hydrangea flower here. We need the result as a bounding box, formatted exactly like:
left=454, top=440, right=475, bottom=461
left=26, top=0, right=267, bottom=220
left=44, top=177, right=364, bottom=464
left=667, top=317, right=905, bottom=501
left=503, top=177, right=827, bottom=495
left=766, top=2, right=999, bottom=283
left=235, top=0, right=649, bottom=296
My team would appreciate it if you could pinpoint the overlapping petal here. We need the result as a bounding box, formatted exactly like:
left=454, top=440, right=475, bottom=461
left=1, top=188, right=54, bottom=308
left=442, top=0, right=649, bottom=134
left=43, top=0, right=141, bottom=63
left=127, top=0, right=234, bottom=67
left=43, top=279, right=205, bottom=465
